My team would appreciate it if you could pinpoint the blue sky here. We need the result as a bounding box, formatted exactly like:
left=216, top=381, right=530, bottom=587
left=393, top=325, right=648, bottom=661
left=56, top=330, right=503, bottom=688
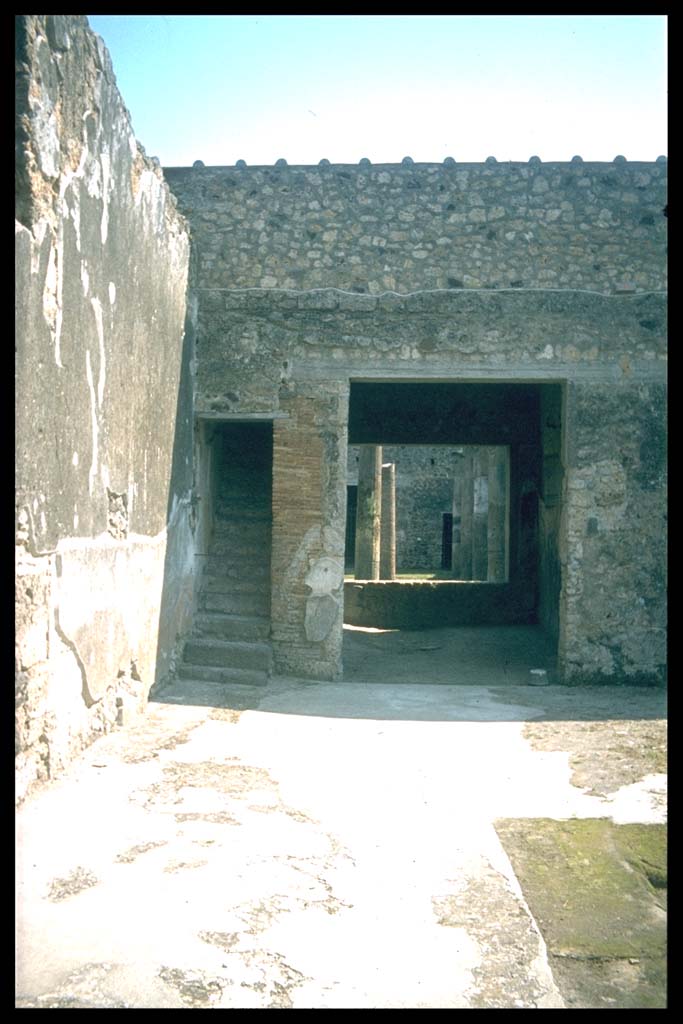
left=87, top=14, right=667, bottom=167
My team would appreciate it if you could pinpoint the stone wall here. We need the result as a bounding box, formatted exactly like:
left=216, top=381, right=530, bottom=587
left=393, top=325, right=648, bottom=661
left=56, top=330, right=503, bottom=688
left=166, top=153, right=667, bottom=683
left=15, top=15, right=196, bottom=801
left=559, top=379, right=666, bottom=684
left=163, top=263, right=665, bottom=681
left=344, top=581, right=536, bottom=630
left=165, top=160, right=667, bottom=295
left=157, top=284, right=665, bottom=420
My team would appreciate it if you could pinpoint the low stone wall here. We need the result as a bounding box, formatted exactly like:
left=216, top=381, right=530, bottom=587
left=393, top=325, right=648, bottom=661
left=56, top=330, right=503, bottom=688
left=344, top=580, right=536, bottom=630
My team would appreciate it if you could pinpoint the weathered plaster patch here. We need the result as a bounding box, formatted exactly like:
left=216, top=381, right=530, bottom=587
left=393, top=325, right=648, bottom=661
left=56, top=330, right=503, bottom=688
left=100, top=152, right=111, bottom=244
left=30, top=43, right=60, bottom=179
left=65, top=186, right=82, bottom=251
left=52, top=528, right=175, bottom=704
left=85, top=350, right=99, bottom=495
left=90, top=297, right=106, bottom=407
left=43, top=238, right=63, bottom=367
left=107, top=489, right=129, bottom=540
left=47, top=866, right=99, bottom=902
left=52, top=600, right=93, bottom=706
left=304, top=556, right=344, bottom=642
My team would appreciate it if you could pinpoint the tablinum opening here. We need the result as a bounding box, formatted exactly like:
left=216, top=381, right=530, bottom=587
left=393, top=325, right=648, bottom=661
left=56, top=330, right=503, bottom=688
left=344, top=382, right=563, bottom=653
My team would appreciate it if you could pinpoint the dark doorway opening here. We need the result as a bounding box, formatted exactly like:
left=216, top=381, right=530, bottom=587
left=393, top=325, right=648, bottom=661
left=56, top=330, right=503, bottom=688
left=345, top=381, right=563, bottom=651
left=441, top=513, right=453, bottom=570
left=200, top=419, right=273, bottom=633
left=345, top=485, right=358, bottom=572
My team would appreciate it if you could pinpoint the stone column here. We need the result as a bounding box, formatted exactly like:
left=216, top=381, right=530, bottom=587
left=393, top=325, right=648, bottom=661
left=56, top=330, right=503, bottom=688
left=472, top=447, right=489, bottom=580
left=354, top=445, right=382, bottom=579
left=380, top=462, right=396, bottom=580
left=453, top=450, right=473, bottom=580
left=487, top=446, right=508, bottom=582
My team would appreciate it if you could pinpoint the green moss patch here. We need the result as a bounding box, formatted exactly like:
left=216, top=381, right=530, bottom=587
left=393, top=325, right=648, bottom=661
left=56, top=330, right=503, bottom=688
left=495, top=818, right=666, bottom=1007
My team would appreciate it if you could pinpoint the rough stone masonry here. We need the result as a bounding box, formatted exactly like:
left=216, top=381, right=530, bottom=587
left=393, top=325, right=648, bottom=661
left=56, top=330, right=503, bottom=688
left=16, top=14, right=667, bottom=798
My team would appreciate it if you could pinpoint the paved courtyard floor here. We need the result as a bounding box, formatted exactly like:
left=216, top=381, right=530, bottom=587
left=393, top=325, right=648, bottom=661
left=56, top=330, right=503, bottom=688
left=16, top=626, right=666, bottom=1008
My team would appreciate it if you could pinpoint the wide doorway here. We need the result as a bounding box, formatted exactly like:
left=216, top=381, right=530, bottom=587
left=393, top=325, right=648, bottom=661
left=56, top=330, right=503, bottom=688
left=344, top=381, right=564, bottom=675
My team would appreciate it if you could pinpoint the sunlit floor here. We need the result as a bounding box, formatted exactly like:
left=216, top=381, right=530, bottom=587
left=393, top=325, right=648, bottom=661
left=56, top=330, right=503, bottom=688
left=16, top=623, right=665, bottom=1009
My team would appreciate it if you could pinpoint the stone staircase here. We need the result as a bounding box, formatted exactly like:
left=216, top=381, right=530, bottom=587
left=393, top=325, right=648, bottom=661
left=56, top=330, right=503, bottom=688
left=178, top=434, right=273, bottom=687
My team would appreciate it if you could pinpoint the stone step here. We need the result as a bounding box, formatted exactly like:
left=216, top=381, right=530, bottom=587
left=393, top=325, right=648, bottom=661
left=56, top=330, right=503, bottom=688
left=177, top=663, right=268, bottom=687
left=202, top=575, right=270, bottom=596
left=214, top=508, right=271, bottom=523
left=201, top=590, right=271, bottom=616
left=193, top=612, right=271, bottom=642
left=183, top=638, right=272, bottom=671
left=211, top=516, right=270, bottom=532
left=203, top=558, right=270, bottom=580
left=209, top=537, right=271, bottom=558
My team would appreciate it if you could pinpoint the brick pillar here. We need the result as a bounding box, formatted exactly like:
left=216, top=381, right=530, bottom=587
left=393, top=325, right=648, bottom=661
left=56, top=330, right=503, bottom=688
left=271, top=381, right=348, bottom=681
left=354, top=444, right=382, bottom=580
left=380, top=462, right=396, bottom=580
left=487, top=446, right=509, bottom=582
left=453, top=450, right=473, bottom=580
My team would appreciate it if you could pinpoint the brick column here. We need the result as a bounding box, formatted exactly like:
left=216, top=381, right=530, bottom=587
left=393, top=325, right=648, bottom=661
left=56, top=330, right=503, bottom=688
left=354, top=444, right=382, bottom=580
left=380, top=462, right=396, bottom=580
left=271, top=381, right=348, bottom=680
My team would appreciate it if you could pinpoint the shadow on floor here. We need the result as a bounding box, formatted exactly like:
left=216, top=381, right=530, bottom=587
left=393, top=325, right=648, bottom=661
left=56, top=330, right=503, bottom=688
left=155, top=626, right=666, bottom=724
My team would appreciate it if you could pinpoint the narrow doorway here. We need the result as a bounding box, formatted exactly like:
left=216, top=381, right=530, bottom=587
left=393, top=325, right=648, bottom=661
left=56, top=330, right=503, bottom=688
left=178, top=419, right=273, bottom=686
left=441, top=513, right=453, bottom=570
left=209, top=421, right=273, bottom=621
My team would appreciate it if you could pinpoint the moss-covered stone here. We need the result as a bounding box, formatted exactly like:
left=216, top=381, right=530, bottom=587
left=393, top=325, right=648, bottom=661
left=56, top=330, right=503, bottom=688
left=495, top=818, right=666, bottom=1008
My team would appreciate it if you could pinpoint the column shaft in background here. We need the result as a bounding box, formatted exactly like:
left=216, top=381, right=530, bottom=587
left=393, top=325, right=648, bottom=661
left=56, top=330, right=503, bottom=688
left=354, top=445, right=382, bottom=579
left=380, top=462, right=396, bottom=579
left=487, top=446, right=508, bottom=582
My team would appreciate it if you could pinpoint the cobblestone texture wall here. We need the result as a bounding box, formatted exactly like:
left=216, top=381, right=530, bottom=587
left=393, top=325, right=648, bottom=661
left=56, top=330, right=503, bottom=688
left=182, top=287, right=665, bottom=418
left=559, top=379, right=666, bottom=684
left=15, top=16, right=195, bottom=801
left=180, top=276, right=665, bottom=681
left=165, top=160, right=666, bottom=295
